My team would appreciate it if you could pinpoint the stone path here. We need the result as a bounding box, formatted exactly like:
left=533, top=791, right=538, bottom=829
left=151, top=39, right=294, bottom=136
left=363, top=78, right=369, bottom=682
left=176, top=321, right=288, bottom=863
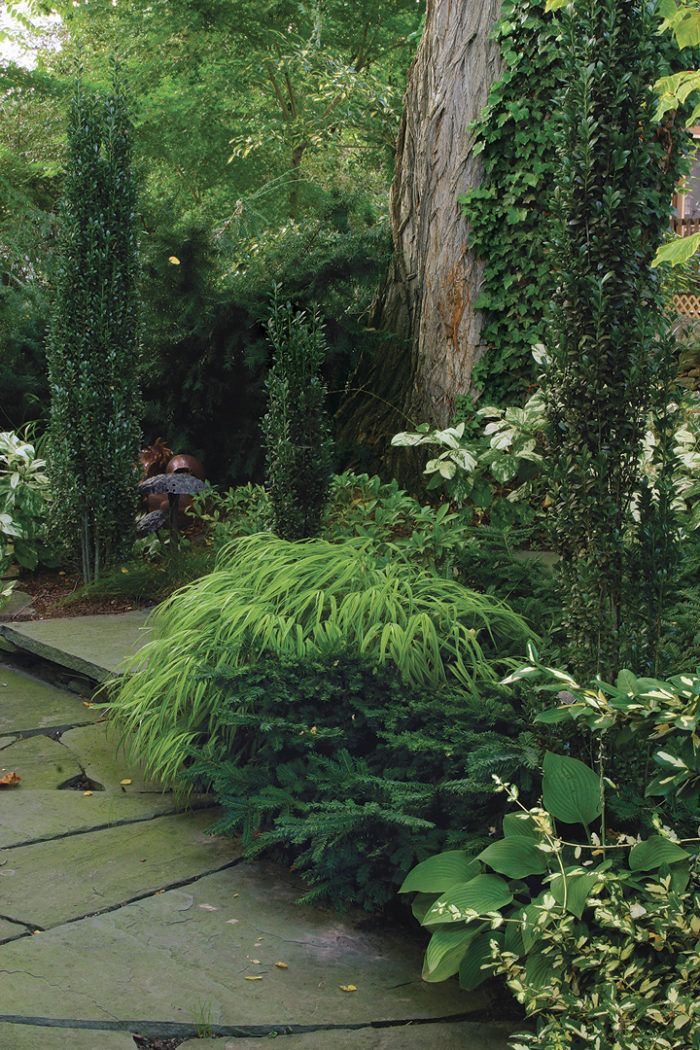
left=0, top=617, right=517, bottom=1049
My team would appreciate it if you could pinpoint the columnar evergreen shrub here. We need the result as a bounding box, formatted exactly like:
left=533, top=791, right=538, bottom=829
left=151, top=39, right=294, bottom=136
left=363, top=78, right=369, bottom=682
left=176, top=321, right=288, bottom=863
left=545, top=0, right=686, bottom=677
left=262, top=293, right=333, bottom=540
left=46, top=75, right=141, bottom=582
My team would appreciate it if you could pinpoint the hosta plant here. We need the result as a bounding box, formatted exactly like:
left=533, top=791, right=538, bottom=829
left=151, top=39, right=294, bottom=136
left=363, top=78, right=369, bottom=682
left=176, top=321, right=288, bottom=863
left=401, top=752, right=700, bottom=1050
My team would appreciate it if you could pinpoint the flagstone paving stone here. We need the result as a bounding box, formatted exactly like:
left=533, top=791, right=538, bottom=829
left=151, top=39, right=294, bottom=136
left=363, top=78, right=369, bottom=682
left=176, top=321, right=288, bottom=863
left=60, top=722, right=161, bottom=793
left=0, top=614, right=504, bottom=1047
left=0, top=789, right=177, bottom=849
left=0, top=918, right=30, bottom=942
left=179, top=1022, right=517, bottom=1049
left=0, top=611, right=150, bottom=682
left=0, top=810, right=238, bottom=929
left=0, top=589, right=36, bottom=621
left=0, top=734, right=82, bottom=789
left=0, top=1025, right=135, bottom=1049
left=0, top=664, right=98, bottom=735
left=0, top=863, right=473, bottom=1029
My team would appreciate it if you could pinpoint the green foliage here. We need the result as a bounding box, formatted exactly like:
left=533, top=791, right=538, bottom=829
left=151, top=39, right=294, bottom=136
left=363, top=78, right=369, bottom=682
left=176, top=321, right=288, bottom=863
left=139, top=198, right=392, bottom=485
left=109, top=533, right=532, bottom=787
left=663, top=533, right=700, bottom=672
left=192, top=470, right=472, bottom=575
left=460, top=1, right=563, bottom=401
left=69, top=545, right=215, bottom=607
left=0, top=2, right=418, bottom=486
left=402, top=750, right=700, bottom=1049
left=392, top=365, right=548, bottom=530
left=545, top=0, right=686, bottom=677
left=0, top=428, right=52, bottom=602
left=519, top=658, right=700, bottom=816
left=46, top=74, right=142, bottom=582
left=185, top=653, right=539, bottom=912
left=261, top=294, right=333, bottom=539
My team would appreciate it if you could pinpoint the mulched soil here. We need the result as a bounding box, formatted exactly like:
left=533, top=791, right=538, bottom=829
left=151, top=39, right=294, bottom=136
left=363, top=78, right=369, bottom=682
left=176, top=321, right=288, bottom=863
left=17, top=569, right=149, bottom=619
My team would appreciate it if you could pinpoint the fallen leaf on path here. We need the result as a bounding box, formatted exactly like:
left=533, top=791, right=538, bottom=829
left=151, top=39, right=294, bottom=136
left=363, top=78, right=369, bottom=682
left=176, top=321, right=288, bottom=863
left=226, top=919, right=239, bottom=925
left=0, top=771, right=20, bottom=787
left=120, top=778, right=132, bottom=785
left=244, top=975, right=263, bottom=982
left=275, top=962, right=288, bottom=969
left=339, top=985, right=358, bottom=993
left=83, top=790, right=93, bottom=796
left=198, top=903, right=218, bottom=911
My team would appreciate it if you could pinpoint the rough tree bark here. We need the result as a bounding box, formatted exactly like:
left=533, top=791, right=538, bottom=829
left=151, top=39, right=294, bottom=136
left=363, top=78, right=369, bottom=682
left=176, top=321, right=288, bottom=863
left=338, top=0, right=502, bottom=479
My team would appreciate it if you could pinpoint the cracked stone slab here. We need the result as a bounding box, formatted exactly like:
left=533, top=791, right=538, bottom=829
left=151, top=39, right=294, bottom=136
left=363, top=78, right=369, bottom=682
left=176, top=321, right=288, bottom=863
left=0, top=665, right=99, bottom=736
left=0, top=918, right=30, bottom=942
left=60, top=723, right=160, bottom=793
left=0, top=809, right=238, bottom=928
left=0, top=862, right=473, bottom=1029
left=0, top=612, right=150, bottom=683
left=0, top=789, right=178, bottom=848
left=0, top=1025, right=135, bottom=1049
left=179, top=1023, right=518, bottom=1049
left=0, top=734, right=83, bottom=789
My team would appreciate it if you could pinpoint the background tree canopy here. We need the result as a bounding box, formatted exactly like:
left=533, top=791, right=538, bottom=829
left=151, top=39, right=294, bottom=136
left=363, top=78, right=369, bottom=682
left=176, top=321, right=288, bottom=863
left=0, top=0, right=422, bottom=482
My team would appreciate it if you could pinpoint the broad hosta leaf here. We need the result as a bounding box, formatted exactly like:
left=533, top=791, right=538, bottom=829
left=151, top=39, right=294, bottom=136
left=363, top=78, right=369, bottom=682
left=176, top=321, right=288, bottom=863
left=458, top=930, right=502, bottom=991
left=411, top=892, right=439, bottom=924
left=525, top=949, right=555, bottom=991
left=400, top=851, right=480, bottom=894
left=422, top=923, right=484, bottom=983
left=503, top=813, right=541, bottom=841
left=542, top=752, right=602, bottom=826
left=629, top=836, right=690, bottom=871
left=423, top=875, right=513, bottom=926
left=477, top=839, right=548, bottom=879
left=504, top=907, right=526, bottom=958
left=550, top=868, right=601, bottom=918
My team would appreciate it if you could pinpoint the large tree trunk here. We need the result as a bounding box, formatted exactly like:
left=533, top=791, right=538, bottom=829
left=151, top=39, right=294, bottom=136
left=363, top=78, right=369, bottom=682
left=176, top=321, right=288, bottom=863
left=338, top=0, right=502, bottom=480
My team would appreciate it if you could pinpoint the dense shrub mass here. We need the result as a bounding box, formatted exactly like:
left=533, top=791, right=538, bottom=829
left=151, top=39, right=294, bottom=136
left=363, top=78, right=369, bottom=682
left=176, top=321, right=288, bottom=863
left=110, top=533, right=532, bottom=787
left=187, top=653, right=540, bottom=912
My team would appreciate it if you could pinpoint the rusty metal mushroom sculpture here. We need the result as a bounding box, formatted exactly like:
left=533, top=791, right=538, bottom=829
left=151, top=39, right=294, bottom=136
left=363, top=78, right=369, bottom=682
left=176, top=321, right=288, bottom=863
left=138, top=473, right=206, bottom=545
